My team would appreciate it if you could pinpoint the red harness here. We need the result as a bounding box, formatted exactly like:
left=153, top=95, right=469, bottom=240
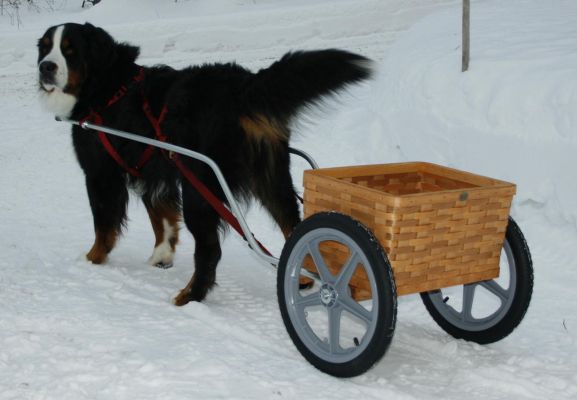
left=80, top=67, right=273, bottom=256
left=80, top=67, right=165, bottom=178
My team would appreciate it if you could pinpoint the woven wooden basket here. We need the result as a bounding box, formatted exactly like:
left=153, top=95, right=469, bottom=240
left=303, top=162, right=516, bottom=298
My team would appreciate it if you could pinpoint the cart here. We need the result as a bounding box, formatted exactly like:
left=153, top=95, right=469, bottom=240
left=60, top=118, right=534, bottom=378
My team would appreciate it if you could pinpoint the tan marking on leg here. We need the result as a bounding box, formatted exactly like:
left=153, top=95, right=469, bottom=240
left=147, top=206, right=164, bottom=248
left=86, top=229, right=117, bottom=264
left=172, top=278, right=194, bottom=306
left=146, top=205, right=180, bottom=266
left=146, top=205, right=180, bottom=248
left=282, top=226, right=294, bottom=241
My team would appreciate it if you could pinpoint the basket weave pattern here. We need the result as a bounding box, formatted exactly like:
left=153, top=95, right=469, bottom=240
left=303, top=162, right=516, bottom=297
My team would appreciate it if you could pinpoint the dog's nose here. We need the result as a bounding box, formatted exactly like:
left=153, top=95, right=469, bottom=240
left=39, top=61, right=57, bottom=76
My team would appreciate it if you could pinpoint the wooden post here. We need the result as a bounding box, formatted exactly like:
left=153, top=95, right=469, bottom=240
left=462, top=0, right=470, bottom=72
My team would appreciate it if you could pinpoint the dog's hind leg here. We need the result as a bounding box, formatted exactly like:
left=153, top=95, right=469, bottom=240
left=85, top=174, right=128, bottom=264
left=172, top=185, right=222, bottom=306
left=144, top=202, right=180, bottom=269
left=252, top=147, right=301, bottom=239
left=252, top=148, right=315, bottom=288
left=142, top=183, right=181, bottom=269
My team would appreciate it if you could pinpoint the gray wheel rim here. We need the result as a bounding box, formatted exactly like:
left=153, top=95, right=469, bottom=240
left=426, top=239, right=517, bottom=331
left=284, top=228, right=379, bottom=364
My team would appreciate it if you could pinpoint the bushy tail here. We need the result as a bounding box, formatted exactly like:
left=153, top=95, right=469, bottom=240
left=242, top=49, right=372, bottom=134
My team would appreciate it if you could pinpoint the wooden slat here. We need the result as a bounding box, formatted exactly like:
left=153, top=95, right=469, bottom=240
left=303, top=162, right=514, bottom=298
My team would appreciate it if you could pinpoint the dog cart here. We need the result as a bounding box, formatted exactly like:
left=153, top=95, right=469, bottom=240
left=60, top=118, right=534, bottom=378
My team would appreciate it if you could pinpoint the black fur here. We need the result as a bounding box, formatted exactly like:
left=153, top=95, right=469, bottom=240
left=38, top=22, right=372, bottom=305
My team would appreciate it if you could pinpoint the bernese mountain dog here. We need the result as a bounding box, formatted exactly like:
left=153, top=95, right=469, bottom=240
left=37, top=22, right=372, bottom=306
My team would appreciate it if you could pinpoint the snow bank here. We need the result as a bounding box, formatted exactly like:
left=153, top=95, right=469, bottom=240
left=287, top=0, right=577, bottom=232
left=365, top=0, right=577, bottom=229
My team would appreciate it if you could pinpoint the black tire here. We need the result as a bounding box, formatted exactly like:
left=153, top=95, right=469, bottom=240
left=277, top=212, right=397, bottom=377
left=420, top=217, right=533, bottom=344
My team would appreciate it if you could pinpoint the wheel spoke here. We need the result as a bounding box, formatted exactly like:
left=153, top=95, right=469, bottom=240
left=421, top=219, right=532, bottom=341
left=339, top=295, right=373, bottom=325
left=280, top=214, right=398, bottom=373
left=479, top=279, right=510, bottom=303
left=462, top=284, right=476, bottom=322
left=328, top=306, right=343, bottom=354
left=294, top=292, right=321, bottom=311
left=335, top=251, right=360, bottom=292
left=308, top=241, right=333, bottom=283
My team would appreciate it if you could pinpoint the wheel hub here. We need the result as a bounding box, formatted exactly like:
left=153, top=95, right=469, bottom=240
left=319, top=283, right=338, bottom=307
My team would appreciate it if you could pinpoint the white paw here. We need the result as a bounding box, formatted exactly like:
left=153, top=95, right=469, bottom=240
left=147, top=242, right=174, bottom=268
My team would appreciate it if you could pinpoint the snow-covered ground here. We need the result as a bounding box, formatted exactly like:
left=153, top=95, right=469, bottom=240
left=1, top=0, right=576, bottom=399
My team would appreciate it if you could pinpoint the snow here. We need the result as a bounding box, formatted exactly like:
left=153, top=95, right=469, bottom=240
left=1, top=0, right=577, bottom=399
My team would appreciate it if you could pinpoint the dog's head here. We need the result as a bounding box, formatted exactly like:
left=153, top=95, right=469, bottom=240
left=37, top=23, right=139, bottom=118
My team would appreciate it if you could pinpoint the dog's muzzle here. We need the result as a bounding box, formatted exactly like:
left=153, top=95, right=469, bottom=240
left=39, top=61, right=58, bottom=85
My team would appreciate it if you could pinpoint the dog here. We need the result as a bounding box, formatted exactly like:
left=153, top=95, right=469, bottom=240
left=37, top=22, right=372, bottom=306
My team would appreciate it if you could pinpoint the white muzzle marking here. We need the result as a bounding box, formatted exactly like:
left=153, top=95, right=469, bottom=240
left=38, top=25, right=77, bottom=118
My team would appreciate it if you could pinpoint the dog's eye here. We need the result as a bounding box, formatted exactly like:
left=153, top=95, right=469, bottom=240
left=38, top=38, right=51, bottom=53
left=62, top=44, right=75, bottom=56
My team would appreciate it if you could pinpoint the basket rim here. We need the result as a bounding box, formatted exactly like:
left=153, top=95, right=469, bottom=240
left=304, top=161, right=516, bottom=201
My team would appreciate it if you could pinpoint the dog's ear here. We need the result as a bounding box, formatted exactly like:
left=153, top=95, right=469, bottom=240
left=84, top=23, right=117, bottom=70
left=116, top=42, right=140, bottom=64
left=83, top=23, right=139, bottom=70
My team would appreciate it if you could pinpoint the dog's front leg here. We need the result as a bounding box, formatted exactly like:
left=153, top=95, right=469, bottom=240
left=84, top=174, right=128, bottom=264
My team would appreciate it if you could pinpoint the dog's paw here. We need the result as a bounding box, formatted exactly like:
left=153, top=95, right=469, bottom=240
left=171, top=289, right=192, bottom=306
left=153, top=261, right=173, bottom=269
left=171, top=285, right=213, bottom=306
left=86, top=247, right=107, bottom=264
left=147, top=243, right=174, bottom=269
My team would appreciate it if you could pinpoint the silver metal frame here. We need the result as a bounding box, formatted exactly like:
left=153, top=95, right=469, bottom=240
left=288, top=147, right=319, bottom=170
left=57, top=118, right=319, bottom=275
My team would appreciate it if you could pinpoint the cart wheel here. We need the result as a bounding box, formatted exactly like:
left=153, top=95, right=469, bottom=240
left=277, top=212, right=397, bottom=377
left=420, top=217, right=533, bottom=344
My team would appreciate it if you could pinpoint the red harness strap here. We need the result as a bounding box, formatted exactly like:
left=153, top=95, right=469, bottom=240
left=84, top=110, right=154, bottom=177
left=81, top=68, right=154, bottom=178
left=141, top=102, right=273, bottom=257
left=105, top=67, right=145, bottom=107
left=83, top=67, right=273, bottom=256
left=173, top=154, right=272, bottom=256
